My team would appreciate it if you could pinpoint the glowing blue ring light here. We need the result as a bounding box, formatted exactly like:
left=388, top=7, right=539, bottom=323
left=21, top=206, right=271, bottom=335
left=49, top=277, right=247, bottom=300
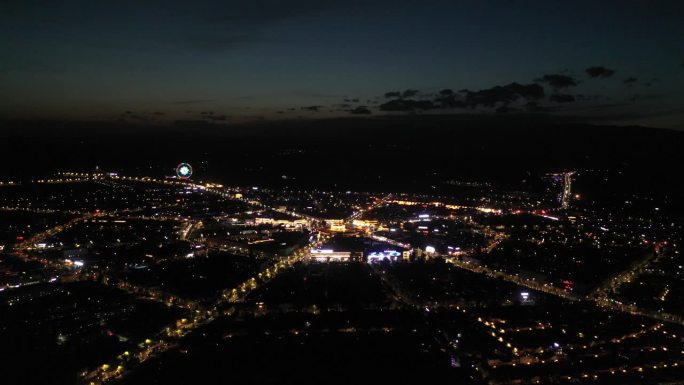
left=176, top=163, right=193, bottom=179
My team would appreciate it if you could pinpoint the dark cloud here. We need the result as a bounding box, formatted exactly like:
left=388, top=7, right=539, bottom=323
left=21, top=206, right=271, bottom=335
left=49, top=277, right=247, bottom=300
left=119, top=110, right=157, bottom=123
left=349, top=106, right=371, bottom=115
left=402, top=89, right=419, bottom=98
left=585, top=66, right=616, bottom=78
left=379, top=99, right=436, bottom=112
left=188, top=110, right=229, bottom=122
left=301, top=105, right=322, bottom=112
left=623, top=77, right=638, bottom=84
left=382, top=89, right=420, bottom=99
left=537, top=74, right=578, bottom=88
left=434, top=94, right=467, bottom=109
left=461, top=83, right=545, bottom=108
left=549, top=94, right=576, bottom=103
left=378, top=83, right=545, bottom=112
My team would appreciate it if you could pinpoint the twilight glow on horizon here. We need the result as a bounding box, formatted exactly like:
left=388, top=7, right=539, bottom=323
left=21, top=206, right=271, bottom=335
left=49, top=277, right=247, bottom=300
left=2, top=0, right=683, bottom=128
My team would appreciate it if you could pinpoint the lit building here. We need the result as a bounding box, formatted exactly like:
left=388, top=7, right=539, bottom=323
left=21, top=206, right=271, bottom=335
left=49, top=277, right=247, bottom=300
left=366, top=250, right=403, bottom=263
left=254, top=217, right=308, bottom=228
left=309, top=249, right=362, bottom=262
left=351, top=219, right=378, bottom=229
left=325, top=219, right=346, bottom=232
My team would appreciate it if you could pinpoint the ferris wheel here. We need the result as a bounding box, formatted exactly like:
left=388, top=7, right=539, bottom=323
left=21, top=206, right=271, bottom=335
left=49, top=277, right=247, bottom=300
left=175, top=163, right=193, bottom=179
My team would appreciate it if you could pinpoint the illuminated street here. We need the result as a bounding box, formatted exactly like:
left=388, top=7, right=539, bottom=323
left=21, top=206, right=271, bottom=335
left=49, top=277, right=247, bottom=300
left=1, top=168, right=682, bottom=385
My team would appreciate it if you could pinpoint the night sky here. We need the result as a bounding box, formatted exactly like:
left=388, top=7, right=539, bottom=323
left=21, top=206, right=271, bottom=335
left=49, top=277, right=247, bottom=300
left=2, top=0, right=684, bottom=128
